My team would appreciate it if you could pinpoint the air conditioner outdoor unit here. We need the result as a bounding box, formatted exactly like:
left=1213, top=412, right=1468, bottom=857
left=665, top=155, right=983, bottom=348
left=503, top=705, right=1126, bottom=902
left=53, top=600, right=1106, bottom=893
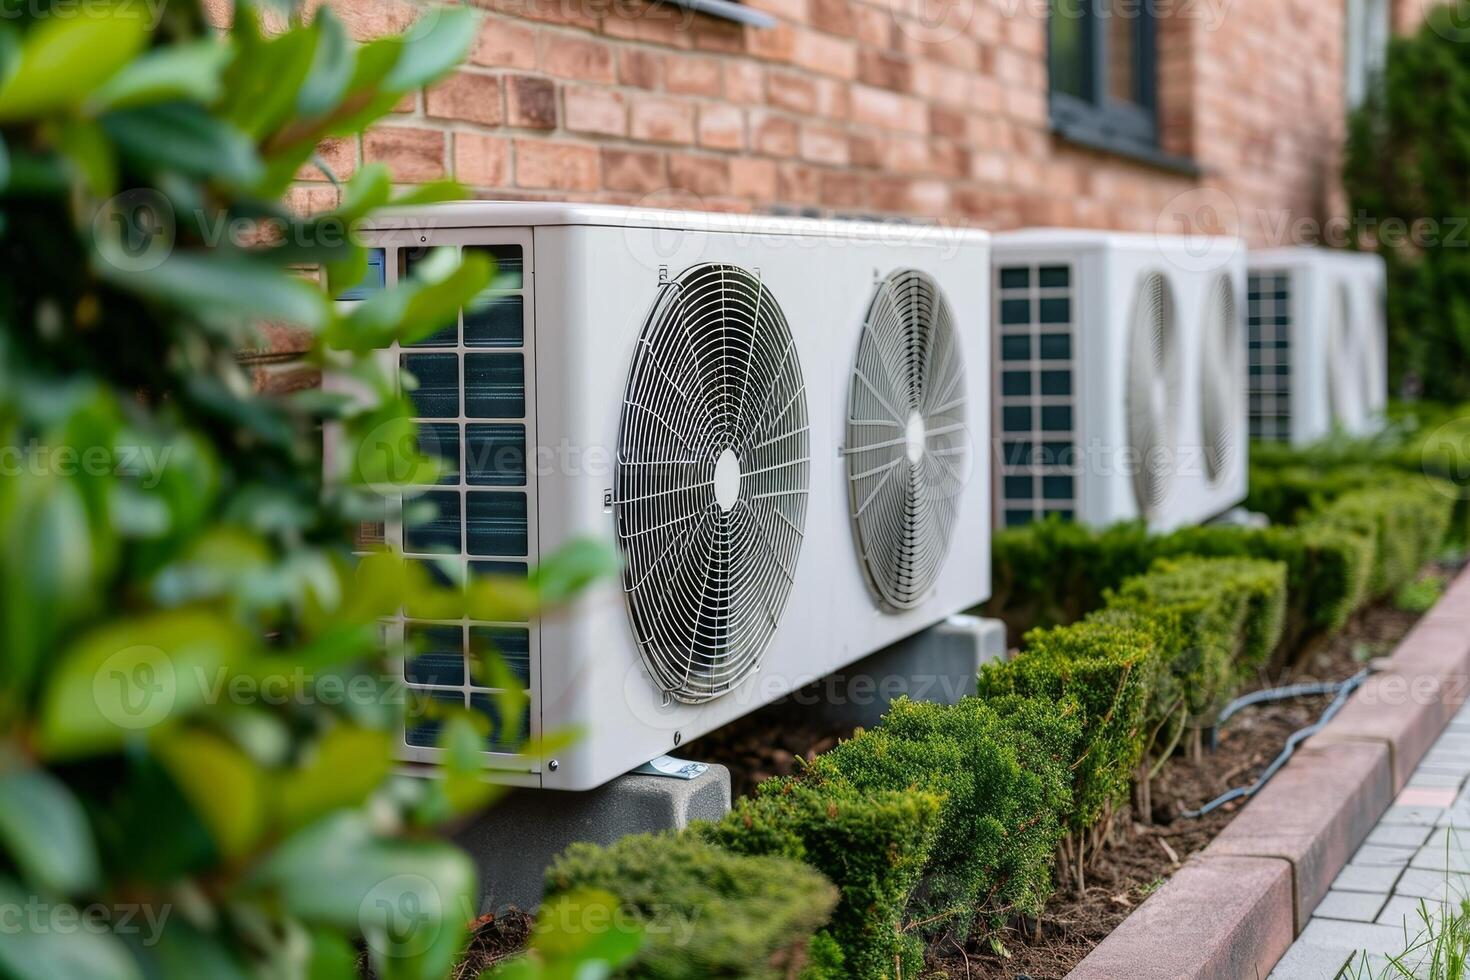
left=991, top=229, right=1248, bottom=533
left=1246, top=247, right=1387, bottom=444
left=331, top=203, right=991, bottom=791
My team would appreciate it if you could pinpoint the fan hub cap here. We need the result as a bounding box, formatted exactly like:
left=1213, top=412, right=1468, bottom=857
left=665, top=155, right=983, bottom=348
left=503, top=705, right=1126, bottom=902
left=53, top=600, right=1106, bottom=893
left=904, top=411, right=926, bottom=465
left=713, top=448, right=742, bottom=512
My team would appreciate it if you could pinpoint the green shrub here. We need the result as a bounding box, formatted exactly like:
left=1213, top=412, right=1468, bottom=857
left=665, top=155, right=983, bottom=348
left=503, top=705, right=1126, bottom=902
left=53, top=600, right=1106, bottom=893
left=984, top=519, right=1368, bottom=665
left=1307, top=482, right=1454, bottom=598
left=977, top=614, right=1154, bottom=836
left=1344, top=5, right=1470, bottom=402
left=700, top=780, right=942, bottom=979
left=544, top=832, right=838, bottom=980
left=1396, top=575, right=1448, bottom=614
left=1104, top=557, right=1286, bottom=720
left=800, top=695, right=1076, bottom=941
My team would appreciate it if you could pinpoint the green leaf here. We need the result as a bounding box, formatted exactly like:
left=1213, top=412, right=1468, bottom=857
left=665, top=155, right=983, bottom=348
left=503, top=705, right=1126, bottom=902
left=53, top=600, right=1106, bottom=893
left=221, top=11, right=319, bottom=138
left=101, top=103, right=262, bottom=187
left=384, top=6, right=480, bottom=91
left=0, top=3, right=150, bottom=120
left=101, top=251, right=329, bottom=331
left=88, top=39, right=231, bottom=111
left=0, top=879, right=141, bottom=980
left=0, top=769, right=100, bottom=893
left=306, top=928, right=359, bottom=980
left=0, top=473, right=95, bottom=706
left=55, top=118, right=117, bottom=197
left=249, top=812, right=476, bottom=980
left=154, top=729, right=267, bottom=860
left=297, top=7, right=353, bottom=117
left=530, top=538, right=620, bottom=606
left=276, top=725, right=393, bottom=831
left=37, top=609, right=249, bottom=759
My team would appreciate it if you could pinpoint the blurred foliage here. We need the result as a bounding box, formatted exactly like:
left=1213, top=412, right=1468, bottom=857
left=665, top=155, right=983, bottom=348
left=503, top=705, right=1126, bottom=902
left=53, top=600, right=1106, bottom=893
left=1346, top=7, right=1470, bottom=402
left=0, top=2, right=618, bottom=978
left=539, top=833, right=838, bottom=980
left=1395, top=574, right=1447, bottom=615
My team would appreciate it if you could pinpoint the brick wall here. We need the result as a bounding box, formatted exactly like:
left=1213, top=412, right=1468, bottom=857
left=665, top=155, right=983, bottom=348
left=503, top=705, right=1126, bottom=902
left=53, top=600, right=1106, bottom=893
left=272, top=0, right=1427, bottom=250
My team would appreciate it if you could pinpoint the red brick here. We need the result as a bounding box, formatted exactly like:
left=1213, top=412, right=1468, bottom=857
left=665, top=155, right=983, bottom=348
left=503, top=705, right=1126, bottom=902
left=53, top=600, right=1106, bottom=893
left=767, top=70, right=817, bottom=114
left=723, top=61, right=764, bottom=103
left=515, top=139, right=598, bottom=191
left=330, top=0, right=417, bottom=42
left=601, top=148, right=666, bottom=194
left=602, top=5, right=694, bottom=49
left=453, top=133, right=510, bottom=188
left=799, top=122, right=848, bottom=166
left=619, top=48, right=662, bottom=89
left=858, top=49, right=911, bottom=92
left=564, top=86, right=627, bottom=137
left=1069, top=856, right=1294, bottom=980
left=851, top=84, right=927, bottom=134
left=664, top=53, right=723, bottom=96
left=808, top=0, right=853, bottom=36
left=630, top=97, right=696, bottom=144
left=729, top=157, right=777, bottom=199
left=540, top=33, right=615, bottom=83
left=776, top=161, right=821, bottom=203
left=1208, top=740, right=1393, bottom=932
left=750, top=110, right=798, bottom=156
left=296, top=136, right=357, bottom=182
left=505, top=75, right=557, bottom=129
left=697, top=104, right=745, bottom=151
left=251, top=361, right=322, bottom=397
left=668, top=153, right=729, bottom=197
left=363, top=127, right=445, bottom=182
left=820, top=170, right=865, bottom=208
left=790, top=28, right=856, bottom=79
left=471, top=17, right=536, bottom=70
left=426, top=72, right=503, bottom=127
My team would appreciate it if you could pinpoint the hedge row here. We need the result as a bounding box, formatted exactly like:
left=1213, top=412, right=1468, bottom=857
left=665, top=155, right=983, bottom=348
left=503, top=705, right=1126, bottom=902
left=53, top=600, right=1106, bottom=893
left=986, top=473, right=1452, bottom=666
left=540, top=553, right=1294, bottom=979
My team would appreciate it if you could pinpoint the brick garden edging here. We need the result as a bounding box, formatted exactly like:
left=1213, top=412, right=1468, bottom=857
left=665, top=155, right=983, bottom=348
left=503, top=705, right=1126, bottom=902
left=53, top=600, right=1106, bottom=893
left=1067, top=564, right=1470, bottom=980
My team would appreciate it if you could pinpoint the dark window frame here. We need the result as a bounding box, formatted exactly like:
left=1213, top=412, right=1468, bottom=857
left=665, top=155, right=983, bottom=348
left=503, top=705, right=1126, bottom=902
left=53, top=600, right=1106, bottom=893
left=1048, top=0, right=1195, bottom=173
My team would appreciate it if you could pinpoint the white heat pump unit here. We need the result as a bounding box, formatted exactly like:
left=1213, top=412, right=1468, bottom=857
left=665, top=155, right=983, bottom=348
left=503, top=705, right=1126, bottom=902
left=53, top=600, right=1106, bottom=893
left=333, top=204, right=992, bottom=790
left=991, top=229, right=1248, bottom=533
left=1246, top=248, right=1387, bottom=444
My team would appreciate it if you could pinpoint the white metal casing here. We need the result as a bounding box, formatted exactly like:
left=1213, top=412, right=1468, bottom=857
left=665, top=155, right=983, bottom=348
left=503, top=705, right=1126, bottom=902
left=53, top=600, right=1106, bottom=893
left=1246, top=247, right=1387, bottom=445
left=991, top=229, right=1248, bottom=533
left=344, top=203, right=992, bottom=790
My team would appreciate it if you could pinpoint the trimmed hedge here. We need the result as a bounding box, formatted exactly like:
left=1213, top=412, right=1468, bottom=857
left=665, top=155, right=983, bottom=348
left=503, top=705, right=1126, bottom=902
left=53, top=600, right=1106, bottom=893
left=1305, top=481, right=1454, bottom=599
left=700, top=780, right=942, bottom=979
left=543, top=832, right=838, bottom=979
left=976, top=612, right=1155, bottom=838
left=804, top=695, right=1076, bottom=939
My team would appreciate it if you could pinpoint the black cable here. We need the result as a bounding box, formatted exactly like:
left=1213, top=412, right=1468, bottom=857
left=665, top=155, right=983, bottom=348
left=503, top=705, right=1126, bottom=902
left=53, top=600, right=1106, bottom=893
left=1181, top=667, right=1373, bottom=819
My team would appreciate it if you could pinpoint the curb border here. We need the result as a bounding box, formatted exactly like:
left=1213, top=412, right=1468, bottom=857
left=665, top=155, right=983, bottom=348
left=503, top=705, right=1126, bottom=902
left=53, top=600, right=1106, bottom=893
left=1067, top=564, right=1470, bottom=979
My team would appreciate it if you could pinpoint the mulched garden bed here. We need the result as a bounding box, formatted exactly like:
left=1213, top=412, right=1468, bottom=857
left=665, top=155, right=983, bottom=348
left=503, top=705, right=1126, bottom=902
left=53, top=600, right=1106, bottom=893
left=686, top=582, right=1433, bottom=980
left=453, top=564, right=1451, bottom=979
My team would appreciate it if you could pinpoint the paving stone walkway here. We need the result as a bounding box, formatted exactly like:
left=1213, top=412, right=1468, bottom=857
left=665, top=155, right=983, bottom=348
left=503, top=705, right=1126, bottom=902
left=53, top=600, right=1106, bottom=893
left=1269, top=700, right=1470, bottom=979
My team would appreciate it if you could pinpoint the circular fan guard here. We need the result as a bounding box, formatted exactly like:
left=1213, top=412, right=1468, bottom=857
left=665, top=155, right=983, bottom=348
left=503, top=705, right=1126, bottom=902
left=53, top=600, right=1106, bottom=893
left=614, top=264, right=810, bottom=704
left=845, top=270, right=967, bottom=611
left=1327, top=281, right=1364, bottom=429
left=1199, top=274, right=1241, bottom=485
left=1126, top=271, right=1183, bottom=517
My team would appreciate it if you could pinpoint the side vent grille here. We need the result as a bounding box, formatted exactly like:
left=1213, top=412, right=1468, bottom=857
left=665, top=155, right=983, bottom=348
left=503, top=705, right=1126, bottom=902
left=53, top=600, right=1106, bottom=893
left=615, top=263, right=810, bottom=705
left=1247, top=270, right=1291, bottom=441
left=1200, top=273, right=1242, bottom=484
left=993, top=264, right=1078, bottom=528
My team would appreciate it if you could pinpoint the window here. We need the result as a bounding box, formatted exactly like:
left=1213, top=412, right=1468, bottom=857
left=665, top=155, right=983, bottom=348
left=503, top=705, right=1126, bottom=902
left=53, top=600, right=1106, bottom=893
left=1345, top=0, right=1389, bottom=109
left=1049, top=0, right=1160, bottom=158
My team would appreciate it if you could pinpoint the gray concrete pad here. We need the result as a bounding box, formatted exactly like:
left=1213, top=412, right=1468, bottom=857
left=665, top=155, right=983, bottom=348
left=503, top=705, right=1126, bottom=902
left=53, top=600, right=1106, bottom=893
left=1365, top=823, right=1433, bottom=849
left=1311, top=889, right=1389, bottom=923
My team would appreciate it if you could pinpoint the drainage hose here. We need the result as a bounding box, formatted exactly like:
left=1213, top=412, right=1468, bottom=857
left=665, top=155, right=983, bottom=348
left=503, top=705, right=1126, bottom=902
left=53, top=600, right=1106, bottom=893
left=1181, top=667, right=1373, bottom=819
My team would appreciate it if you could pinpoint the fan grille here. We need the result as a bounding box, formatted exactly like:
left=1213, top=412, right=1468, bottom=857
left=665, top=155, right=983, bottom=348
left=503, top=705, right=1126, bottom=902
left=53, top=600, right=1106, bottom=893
left=1126, top=272, right=1182, bottom=517
left=615, top=264, right=810, bottom=704
left=1327, top=281, right=1360, bottom=427
left=846, top=270, right=967, bottom=611
left=1200, top=274, right=1240, bottom=484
